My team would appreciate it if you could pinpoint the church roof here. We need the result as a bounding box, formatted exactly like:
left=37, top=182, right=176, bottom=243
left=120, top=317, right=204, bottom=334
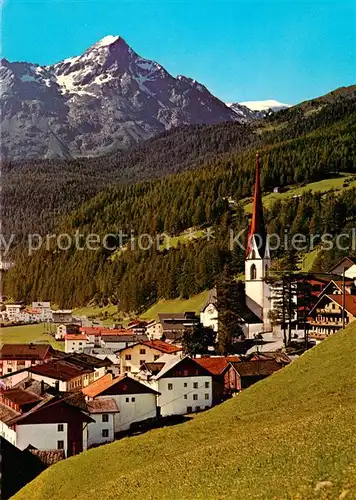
left=247, top=153, right=267, bottom=258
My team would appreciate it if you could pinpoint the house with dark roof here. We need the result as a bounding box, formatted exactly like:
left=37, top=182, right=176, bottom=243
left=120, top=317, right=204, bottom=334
left=0, top=385, right=93, bottom=458
left=158, top=312, right=200, bottom=342
left=116, top=339, right=182, bottom=374
left=308, top=293, right=356, bottom=340
left=82, top=373, right=159, bottom=433
left=139, top=356, right=213, bottom=416
left=0, top=344, right=56, bottom=377
left=195, top=356, right=241, bottom=404
left=328, top=256, right=356, bottom=276
left=230, top=359, right=286, bottom=389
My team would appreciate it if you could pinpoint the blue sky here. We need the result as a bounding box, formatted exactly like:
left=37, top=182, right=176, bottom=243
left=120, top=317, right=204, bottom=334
left=2, top=0, right=355, bottom=104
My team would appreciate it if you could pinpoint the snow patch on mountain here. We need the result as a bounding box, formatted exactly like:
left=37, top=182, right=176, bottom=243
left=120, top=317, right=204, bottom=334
left=239, top=100, right=291, bottom=112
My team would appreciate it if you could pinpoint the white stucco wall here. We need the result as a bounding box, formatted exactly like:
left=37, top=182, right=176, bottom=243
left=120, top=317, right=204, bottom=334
left=200, top=305, right=218, bottom=332
left=151, top=376, right=212, bottom=417
left=87, top=413, right=115, bottom=447
left=65, top=339, right=86, bottom=353
left=0, top=421, right=17, bottom=446
left=16, top=423, right=68, bottom=453
left=345, top=265, right=356, bottom=279
left=97, top=393, right=157, bottom=432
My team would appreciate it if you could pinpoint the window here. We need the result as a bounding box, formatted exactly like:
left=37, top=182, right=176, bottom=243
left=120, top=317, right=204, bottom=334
left=126, top=366, right=131, bottom=372
left=184, top=395, right=187, bottom=399
left=102, top=429, right=109, bottom=438
left=57, top=440, right=64, bottom=450
left=168, top=383, right=173, bottom=390
left=186, top=406, right=193, bottom=414
left=102, top=414, right=109, bottom=423
left=195, top=406, right=200, bottom=412
left=205, top=394, right=209, bottom=400
left=125, top=354, right=131, bottom=360
left=205, top=405, right=210, bottom=410
left=205, top=382, right=210, bottom=388
left=131, top=397, right=135, bottom=402
left=126, top=397, right=130, bottom=402
left=250, top=264, right=257, bottom=280
left=7, top=368, right=12, bottom=373
left=139, top=349, right=146, bottom=355
left=193, top=382, right=198, bottom=389
left=184, top=382, right=187, bottom=387
left=57, top=424, right=64, bottom=432
left=193, top=394, right=198, bottom=401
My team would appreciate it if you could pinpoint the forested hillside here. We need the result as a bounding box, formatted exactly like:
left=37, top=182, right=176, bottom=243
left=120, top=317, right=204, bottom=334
left=5, top=85, right=356, bottom=311
left=4, top=85, right=355, bottom=240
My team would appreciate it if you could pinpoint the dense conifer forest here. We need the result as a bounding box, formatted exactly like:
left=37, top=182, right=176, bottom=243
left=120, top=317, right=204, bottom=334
left=4, top=85, right=356, bottom=310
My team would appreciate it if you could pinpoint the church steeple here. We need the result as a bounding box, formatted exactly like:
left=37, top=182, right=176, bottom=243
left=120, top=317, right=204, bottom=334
left=247, top=153, right=267, bottom=259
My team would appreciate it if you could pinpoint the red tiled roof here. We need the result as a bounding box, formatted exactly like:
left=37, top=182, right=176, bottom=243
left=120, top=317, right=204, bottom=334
left=64, top=334, right=87, bottom=341
left=140, top=340, right=182, bottom=354
left=195, top=356, right=241, bottom=375
left=328, top=294, right=356, bottom=316
left=79, top=327, right=106, bottom=335
left=82, top=374, right=114, bottom=397
left=0, top=344, right=53, bottom=360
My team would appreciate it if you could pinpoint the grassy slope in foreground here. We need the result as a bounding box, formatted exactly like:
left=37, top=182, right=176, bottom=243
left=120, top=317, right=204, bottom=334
left=13, top=324, right=356, bottom=500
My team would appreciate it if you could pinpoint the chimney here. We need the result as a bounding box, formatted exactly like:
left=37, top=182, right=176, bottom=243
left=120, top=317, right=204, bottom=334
left=40, top=380, right=45, bottom=395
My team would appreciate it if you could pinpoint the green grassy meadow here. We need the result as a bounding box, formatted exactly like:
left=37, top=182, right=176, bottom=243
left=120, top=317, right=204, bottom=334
left=244, top=174, right=356, bottom=213
left=13, top=322, right=356, bottom=500
left=140, top=291, right=209, bottom=320
left=0, top=324, right=64, bottom=350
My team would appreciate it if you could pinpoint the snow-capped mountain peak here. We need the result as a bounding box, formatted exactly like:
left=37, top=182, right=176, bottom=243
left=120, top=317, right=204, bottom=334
left=1, top=35, right=252, bottom=160
left=239, top=99, right=291, bottom=112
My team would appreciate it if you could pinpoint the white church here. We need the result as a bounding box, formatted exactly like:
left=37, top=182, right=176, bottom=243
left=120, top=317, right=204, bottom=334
left=201, top=153, right=273, bottom=339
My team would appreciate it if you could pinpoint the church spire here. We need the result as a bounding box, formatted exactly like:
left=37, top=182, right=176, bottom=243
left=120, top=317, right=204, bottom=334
left=247, top=153, right=267, bottom=258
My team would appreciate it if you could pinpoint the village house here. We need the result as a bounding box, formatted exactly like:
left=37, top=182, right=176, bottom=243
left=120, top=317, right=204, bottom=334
left=86, top=398, right=119, bottom=448
left=27, top=352, right=110, bottom=392
left=145, top=320, right=163, bottom=339
left=4, top=303, right=23, bottom=322
left=117, top=340, right=182, bottom=374
left=308, top=294, right=356, bottom=340
left=200, top=289, right=218, bottom=332
left=56, top=323, right=80, bottom=340
left=52, top=310, right=73, bottom=324
left=32, top=301, right=53, bottom=322
left=328, top=256, right=356, bottom=276
left=64, top=334, right=88, bottom=353
left=194, top=356, right=241, bottom=405
left=100, top=332, right=149, bottom=350
left=82, top=373, right=159, bottom=433
left=0, top=383, right=93, bottom=457
left=0, top=344, right=56, bottom=377
left=139, top=356, right=213, bottom=416
left=158, top=312, right=200, bottom=342
left=230, top=357, right=289, bottom=389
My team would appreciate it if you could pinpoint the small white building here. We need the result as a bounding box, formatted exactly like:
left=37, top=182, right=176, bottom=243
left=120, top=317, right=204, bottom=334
left=83, top=373, right=158, bottom=433
left=4, top=304, right=23, bottom=321
left=64, top=334, right=88, bottom=353
left=32, top=302, right=53, bottom=322
left=145, top=320, right=163, bottom=340
left=86, top=398, right=119, bottom=448
left=200, top=289, right=218, bottom=332
left=139, top=355, right=213, bottom=416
